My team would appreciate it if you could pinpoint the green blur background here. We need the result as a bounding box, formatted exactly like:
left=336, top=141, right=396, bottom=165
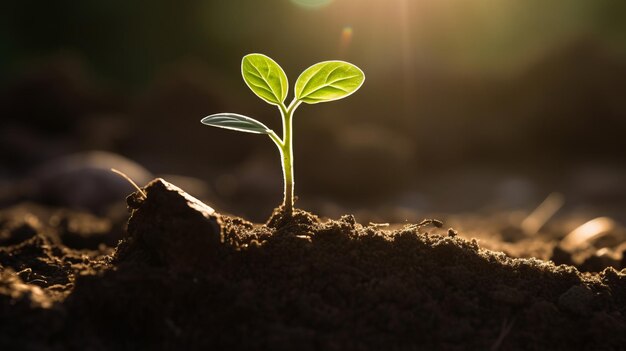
left=1, top=0, right=625, bottom=220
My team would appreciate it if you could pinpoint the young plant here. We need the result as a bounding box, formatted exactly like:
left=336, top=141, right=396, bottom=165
left=201, top=53, right=365, bottom=216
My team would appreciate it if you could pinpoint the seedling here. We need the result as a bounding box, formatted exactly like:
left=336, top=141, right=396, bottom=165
left=201, top=54, right=365, bottom=216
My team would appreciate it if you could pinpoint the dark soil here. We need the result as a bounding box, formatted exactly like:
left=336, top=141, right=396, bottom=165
left=1, top=179, right=626, bottom=350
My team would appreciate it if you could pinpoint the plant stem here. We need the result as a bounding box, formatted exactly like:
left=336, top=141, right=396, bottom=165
left=282, top=116, right=293, bottom=215
left=277, top=99, right=301, bottom=216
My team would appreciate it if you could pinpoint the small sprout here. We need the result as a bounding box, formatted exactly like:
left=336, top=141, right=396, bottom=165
left=202, top=53, right=365, bottom=216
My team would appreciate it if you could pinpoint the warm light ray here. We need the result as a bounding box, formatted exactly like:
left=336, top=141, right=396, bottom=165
left=399, top=0, right=417, bottom=115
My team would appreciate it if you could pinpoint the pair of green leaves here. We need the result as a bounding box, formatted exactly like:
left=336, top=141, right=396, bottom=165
left=241, top=53, right=365, bottom=105
left=201, top=53, right=365, bottom=135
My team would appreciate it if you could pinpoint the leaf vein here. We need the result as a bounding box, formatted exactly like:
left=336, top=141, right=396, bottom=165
left=298, top=65, right=325, bottom=98
left=248, top=60, right=281, bottom=101
left=246, top=80, right=275, bottom=97
left=326, top=74, right=361, bottom=86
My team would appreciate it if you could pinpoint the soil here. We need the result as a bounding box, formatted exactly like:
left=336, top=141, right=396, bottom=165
left=1, top=178, right=626, bottom=350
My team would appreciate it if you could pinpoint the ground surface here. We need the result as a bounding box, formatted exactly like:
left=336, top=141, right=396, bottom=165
left=1, top=179, right=625, bottom=350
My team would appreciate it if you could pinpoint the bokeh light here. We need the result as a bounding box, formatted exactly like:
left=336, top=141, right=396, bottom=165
left=290, top=0, right=334, bottom=9
left=338, top=26, right=353, bottom=57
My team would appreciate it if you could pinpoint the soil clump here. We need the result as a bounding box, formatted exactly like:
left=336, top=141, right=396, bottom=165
left=1, top=179, right=625, bottom=350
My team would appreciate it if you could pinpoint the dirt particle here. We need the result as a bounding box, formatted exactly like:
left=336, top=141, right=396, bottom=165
left=115, top=178, right=222, bottom=271
left=447, top=228, right=458, bottom=237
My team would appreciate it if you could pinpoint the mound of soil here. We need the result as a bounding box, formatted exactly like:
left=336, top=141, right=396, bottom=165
left=1, top=179, right=626, bottom=350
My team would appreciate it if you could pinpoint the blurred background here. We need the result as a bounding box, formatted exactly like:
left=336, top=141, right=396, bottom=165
left=1, top=0, right=626, bottom=268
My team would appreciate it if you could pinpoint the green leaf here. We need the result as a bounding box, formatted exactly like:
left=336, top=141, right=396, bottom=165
left=241, top=53, right=288, bottom=106
left=295, top=61, right=365, bottom=104
left=200, top=113, right=272, bottom=134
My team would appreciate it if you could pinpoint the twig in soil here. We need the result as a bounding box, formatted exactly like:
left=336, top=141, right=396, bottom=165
left=490, top=318, right=515, bottom=351
left=164, top=318, right=182, bottom=337
left=111, top=168, right=147, bottom=199
left=409, top=219, right=443, bottom=229
left=560, top=217, right=615, bottom=251
left=521, top=192, right=564, bottom=235
left=419, top=219, right=443, bottom=228
left=404, top=219, right=444, bottom=233
left=29, top=279, right=48, bottom=285
left=16, top=268, right=33, bottom=277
